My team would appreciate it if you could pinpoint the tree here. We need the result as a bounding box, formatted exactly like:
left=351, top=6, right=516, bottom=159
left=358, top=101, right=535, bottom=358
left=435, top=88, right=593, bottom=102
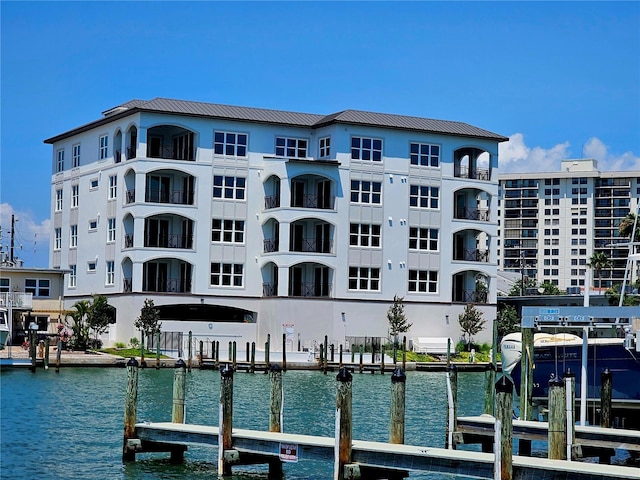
left=496, top=304, right=519, bottom=339
left=619, top=212, right=640, bottom=242
left=87, top=294, right=113, bottom=346
left=539, top=281, right=561, bottom=295
left=605, top=283, right=640, bottom=306
left=458, top=304, right=486, bottom=349
left=508, top=277, right=537, bottom=296
left=65, top=300, right=91, bottom=350
left=587, top=251, right=611, bottom=293
left=387, top=295, right=412, bottom=346
left=135, top=298, right=162, bottom=343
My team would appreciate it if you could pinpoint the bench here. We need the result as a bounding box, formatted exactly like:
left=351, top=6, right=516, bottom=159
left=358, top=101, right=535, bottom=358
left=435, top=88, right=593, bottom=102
left=412, top=337, right=451, bottom=355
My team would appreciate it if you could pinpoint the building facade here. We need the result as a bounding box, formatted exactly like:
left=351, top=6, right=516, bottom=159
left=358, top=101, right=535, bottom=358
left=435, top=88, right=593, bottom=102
left=45, top=98, right=506, bottom=349
left=498, top=159, right=640, bottom=293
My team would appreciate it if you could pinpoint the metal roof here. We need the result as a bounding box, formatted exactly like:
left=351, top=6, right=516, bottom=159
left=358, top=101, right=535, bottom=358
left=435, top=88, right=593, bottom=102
left=45, top=97, right=508, bottom=143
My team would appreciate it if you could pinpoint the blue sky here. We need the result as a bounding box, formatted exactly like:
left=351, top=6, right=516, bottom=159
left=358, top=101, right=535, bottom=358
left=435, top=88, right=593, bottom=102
left=1, top=1, right=639, bottom=268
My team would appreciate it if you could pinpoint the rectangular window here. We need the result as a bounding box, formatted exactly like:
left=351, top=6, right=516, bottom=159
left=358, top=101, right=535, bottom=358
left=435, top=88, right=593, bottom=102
left=213, top=175, right=246, bottom=200
left=99, top=135, right=108, bottom=160
left=72, top=144, right=81, bottom=167
left=349, top=224, right=381, bottom=247
left=25, top=279, right=50, bottom=297
left=210, top=262, right=244, bottom=287
left=211, top=219, right=245, bottom=243
left=89, top=220, right=98, bottom=230
left=351, top=136, right=382, bottom=161
left=214, top=131, right=248, bottom=157
left=350, top=180, right=382, bottom=204
left=410, top=143, right=440, bottom=167
left=106, top=261, right=115, bottom=285
left=55, top=188, right=63, bottom=211
left=88, top=261, right=97, bottom=272
left=54, top=228, right=62, bottom=250
left=319, top=136, right=331, bottom=158
left=70, top=225, right=78, bottom=248
left=410, top=185, right=439, bottom=209
left=56, top=149, right=64, bottom=172
left=348, top=267, right=380, bottom=291
left=107, top=218, right=116, bottom=242
left=71, top=185, right=79, bottom=208
left=275, top=137, right=308, bottom=158
left=408, top=270, right=438, bottom=293
left=0, top=279, right=10, bottom=292
left=409, top=227, right=439, bottom=251
left=108, top=175, right=117, bottom=199
left=69, top=265, right=77, bottom=288
left=90, top=178, right=99, bottom=189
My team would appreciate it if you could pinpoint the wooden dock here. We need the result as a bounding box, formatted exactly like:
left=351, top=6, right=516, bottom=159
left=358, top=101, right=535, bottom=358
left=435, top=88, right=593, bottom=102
left=132, top=421, right=639, bottom=479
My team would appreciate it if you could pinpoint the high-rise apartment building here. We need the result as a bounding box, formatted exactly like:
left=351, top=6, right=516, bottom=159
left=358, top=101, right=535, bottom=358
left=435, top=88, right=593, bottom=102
left=498, top=159, right=640, bottom=293
left=45, top=98, right=506, bottom=347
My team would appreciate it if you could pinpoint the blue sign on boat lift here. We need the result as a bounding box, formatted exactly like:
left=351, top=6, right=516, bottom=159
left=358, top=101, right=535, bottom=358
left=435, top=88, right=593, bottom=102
left=521, top=306, right=640, bottom=328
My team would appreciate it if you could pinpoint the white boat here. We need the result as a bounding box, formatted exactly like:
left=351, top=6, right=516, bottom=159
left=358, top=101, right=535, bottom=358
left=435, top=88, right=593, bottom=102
left=0, top=307, right=9, bottom=349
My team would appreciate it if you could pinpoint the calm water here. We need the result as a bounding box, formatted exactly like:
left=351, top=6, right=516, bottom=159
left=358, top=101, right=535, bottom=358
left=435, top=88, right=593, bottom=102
left=1, top=367, right=490, bottom=479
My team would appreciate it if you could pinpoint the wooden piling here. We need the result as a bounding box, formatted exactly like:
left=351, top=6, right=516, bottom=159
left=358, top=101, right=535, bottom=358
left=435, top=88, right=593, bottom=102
left=495, top=375, right=513, bottom=480
left=330, top=343, right=334, bottom=362
left=381, top=344, right=385, bottom=374
left=563, top=369, right=576, bottom=461
left=269, top=364, right=283, bottom=432
left=55, top=339, right=62, bottom=373
left=320, top=344, right=325, bottom=374
left=212, top=340, right=217, bottom=365
left=219, top=364, right=235, bottom=476
left=351, top=344, right=355, bottom=363
left=390, top=367, right=406, bottom=444
left=123, top=358, right=139, bottom=462
left=228, top=341, right=233, bottom=362
left=483, top=363, right=496, bottom=416
left=282, top=333, right=287, bottom=371
left=600, top=368, right=612, bottom=428
left=232, top=341, right=237, bottom=370
left=446, top=337, right=451, bottom=367
left=336, top=367, right=353, bottom=480
left=215, top=340, right=220, bottom=369
left=359, top=345, right=364, bottom=374
left=44, top=337, right=50, bottom=370
left=172, top=359, right=187, bottom=424
left=198, top=340, right=204, bottom=369
left=520, top=327, right=534, bottom=421
left=156, top=331, right=161, bottom=369
left=29, top=328, right=36, bottom=373
left=246, top=342, right=250, bottom=363
left=445, top=364, right=458, bottom=449
left=250, top=342, right=256, bottom=373
left=187, top=331, right=192, bottom=372
left=339, top=344, right=343, bottom=368
left=548, top=375, right=567, bottom=460
left=265, top=334, right=270, bottom=372
left=402, top=336, right=407, bottom=371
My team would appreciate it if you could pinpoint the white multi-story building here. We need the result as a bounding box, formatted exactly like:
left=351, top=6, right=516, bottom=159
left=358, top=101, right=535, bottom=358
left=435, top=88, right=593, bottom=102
left=45, top=98, right=507, bottom=348
left=498, top=159, right=640, bottom=293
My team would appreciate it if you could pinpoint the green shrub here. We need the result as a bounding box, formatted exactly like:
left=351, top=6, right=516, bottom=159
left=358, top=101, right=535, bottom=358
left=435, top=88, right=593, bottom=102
left=129, top=337, right=140, bottom=348
left=114, top=341, right=126, bottom=349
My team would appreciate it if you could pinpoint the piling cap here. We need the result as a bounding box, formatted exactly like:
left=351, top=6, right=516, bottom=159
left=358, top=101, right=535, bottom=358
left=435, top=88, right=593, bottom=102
left=447, top=364, right=457, bottom=373
left=601, top=368, right=612, bottom=379
left=127, top=357, right=139, bottom=367
left=220, top=364, right=234, bottom=378
left=175, top=358, right=186, bottom=369
left=548, top=373, right=564, bottom=387
left=562, top=368, right=575, bottom=379
left=336, top=366, right=352, bottom=382
left=495, top=375, right=513, bottom=393
left=269, top=364, right=282, bottom=373
left=391, top=367, right=406, bottom=383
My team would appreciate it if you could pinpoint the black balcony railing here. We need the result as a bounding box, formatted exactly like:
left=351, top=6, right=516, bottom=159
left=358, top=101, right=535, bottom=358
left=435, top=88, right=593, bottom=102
left=289, top=282, right=332, bottom=297
left=126, top=189, right=136, bottom=204
left=126, top=146, right=136, bottom=160
left=264, top=195, right=281, bottom=209
left=291, top=194, right=335, bottom=210
left=454, top=207, right=490, bottom=222
left=123, top=278, right=132, bottom=292
left=115, top=150, right=122, bottom=163
left=454, top=165, right=490, bottom=181
left=145, top=188, right=194, bottom=205
left=290, top=238, right=333, bottom=254
left=147, top=145, right=195, bottom=161
left=143, top=277, right=191, bottom=293
left=124, top=234, right=134, bottom=248
left=263, top=238, right=278, bottom=253
left=454, top=248, right=490, bottom=263
left=263, top=283, right=277, bottom=297
left=145, top=234, right=193, bottom=249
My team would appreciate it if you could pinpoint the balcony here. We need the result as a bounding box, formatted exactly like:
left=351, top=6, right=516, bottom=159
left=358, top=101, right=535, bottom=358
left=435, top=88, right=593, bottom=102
left=290, top=237, right=333, bottom=254
left=123, top=278, right=132, bottom=293
left=460, top=289, right=488, bottom=304
left=143, top=277, right=191, bottom=293
left=454, top=207, right=490, bottom=222
left=144, top=233, right=193, bottom=249
left=453, top=248, right=490, bottom=263
left=126, top=189, right=136, bottom=204
left=126, top=146, right=136, bottom=160
left=289, top=282, right=333, bottom=297
left=263, top=283, right=277, bottom=297
left=145, top=188, right=194, bottom=205
left=124, top=234, right=134, bottom=248
left=292, top=193, right=335, bottom=210
left=263, top=238, right=278, bottom=253
left=454, top=165, right=490, bottom=181
left=0, top=292, right=33, bottom=309
left=147, top=126, right=196, bottom=161
left=264, top=195, right=280, bottom=209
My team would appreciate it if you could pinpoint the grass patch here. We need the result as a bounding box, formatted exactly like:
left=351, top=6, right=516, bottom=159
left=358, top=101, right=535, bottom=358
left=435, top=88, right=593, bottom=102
left=100, top=347, right=170, bottom=359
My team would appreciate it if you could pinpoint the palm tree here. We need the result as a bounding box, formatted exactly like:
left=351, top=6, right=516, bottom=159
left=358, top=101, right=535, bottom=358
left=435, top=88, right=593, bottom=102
left=619, top=212, right=640, bottom=242
left=587, top=251, right=611, bottom=294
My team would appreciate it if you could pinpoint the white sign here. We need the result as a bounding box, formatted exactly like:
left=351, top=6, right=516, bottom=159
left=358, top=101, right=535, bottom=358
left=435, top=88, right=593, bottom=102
left=279, top=442, right=298, bottom=462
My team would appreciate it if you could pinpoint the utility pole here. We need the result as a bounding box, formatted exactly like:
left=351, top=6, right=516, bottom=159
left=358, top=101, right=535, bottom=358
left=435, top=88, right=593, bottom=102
left=10, top=214, right=16, bottom=264
left=520, top=250, right=525, bottom=296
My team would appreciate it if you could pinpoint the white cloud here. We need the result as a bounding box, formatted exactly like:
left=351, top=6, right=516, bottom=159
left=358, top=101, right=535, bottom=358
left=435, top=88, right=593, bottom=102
left=0, top=202, right=50, bottom=267
left=498, top=133, right=570, bottom=173
left=582, top=137, right=640, bottom=171
left=499, top=134, right=640, bottom=174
